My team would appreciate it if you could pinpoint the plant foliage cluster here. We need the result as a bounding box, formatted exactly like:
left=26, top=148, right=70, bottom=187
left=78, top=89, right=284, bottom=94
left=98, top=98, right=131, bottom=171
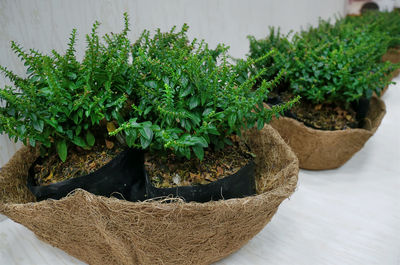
left=0, top=15, right=132, bottom=161
left=112, top=25, right=296, bottom=160
left=0, top=14, right=293, bottom=161
left=248, top=13, right=399, bottom=104
left=343, top=10, right=400, bottom=48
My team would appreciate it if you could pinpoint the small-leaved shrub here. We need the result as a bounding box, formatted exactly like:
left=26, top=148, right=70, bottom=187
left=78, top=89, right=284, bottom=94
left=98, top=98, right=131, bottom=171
left=1, top=14, right=297, bottom=162
left=343, top=10, right=400, bottom=48
left=0, top=14, right=131, bottom=161
left=249, top=18, right=397, bottom=104
left=111, top=25, right=298, bottom=160
left=248, top=27, right=292, bottom=81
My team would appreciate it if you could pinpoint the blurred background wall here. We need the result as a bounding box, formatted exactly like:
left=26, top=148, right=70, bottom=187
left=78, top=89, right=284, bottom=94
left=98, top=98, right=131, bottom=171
left=0, top=0, right=346, bottom=166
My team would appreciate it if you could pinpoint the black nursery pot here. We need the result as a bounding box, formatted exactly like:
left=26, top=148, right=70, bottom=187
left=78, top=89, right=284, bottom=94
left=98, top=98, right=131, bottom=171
left=352, top=97, right=370, bottom=127
left=27, top=148, right=146, bottom=202
left=145, top=160, right=256, bottom=203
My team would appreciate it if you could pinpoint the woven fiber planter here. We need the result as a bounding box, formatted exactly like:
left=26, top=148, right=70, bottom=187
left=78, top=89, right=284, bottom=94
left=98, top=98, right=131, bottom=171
left=270, top=96, right=386, bottom=170
left=382, top=47, right=400, bottom=74
left=0, top=124, right=298, bottom=265
left=381, top=47, right=400, bottom=95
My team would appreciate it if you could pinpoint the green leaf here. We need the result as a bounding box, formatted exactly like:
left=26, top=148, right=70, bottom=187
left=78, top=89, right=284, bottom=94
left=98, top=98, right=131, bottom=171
left=257, top=119, right=264, bottom=130
left=144, top=106, right=152, bottom=115
left=181, top=76, right=188, bottom=87
left=33, top=120, right=44, bottom=132
left=126, top=129, right=137, bottom=147
left=228, top=113, right=237, bottom=128
left=72, top=136, right=86, bottom=147
left=104, top=80, right=111, bottom=90
left=72, top=113, right=79, bottom=124
left=56, top=125, right=64, bottom=133
left=182, top=147, right=191, bottom=159
left=86, top=131, right=95, bottom=147
left=180, top=86, right=192, bottom=97
left=29, top=138, right=36, bottom=147
left=144, top=81, right=157, bottom=89
left=31, top=75, right=40, bottom=82
left=202, top=108, right=213, bottom=116
left=66, top=130, right=73, bottom=139
left=140, top=136, right=151, bottom=149
left=40, top=87, right=53, bottom=96
left=139, top=126, right=153, bottom=141
left=56, top=140, right=68, bottom=162
left=26, top=68, right=34, bottom=75
left=207, top=124, right=220, bottom=135
left=224, top=138, right=233, bottom=145
left=67, top=72, right=77, bottom=80
left=188, top=96, right=199, bottom=109
left=192, top=136, right=208, bottom=147
left=17, top=125, right=26, bottom=135
left=186, top=112, right=201, bottom=125
left=192, top=145, right=204, bottom=160
left=75, top=125, right=82, bottom=135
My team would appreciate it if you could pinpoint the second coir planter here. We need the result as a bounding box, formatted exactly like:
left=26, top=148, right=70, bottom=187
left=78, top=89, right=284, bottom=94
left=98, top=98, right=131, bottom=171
left=145, top=160, right=256, bottom=202
left=382, top=47, right=400, bottom=79
left=270, top=96, right=386, bottom=170
left=381, top=47, right=400, bottom=95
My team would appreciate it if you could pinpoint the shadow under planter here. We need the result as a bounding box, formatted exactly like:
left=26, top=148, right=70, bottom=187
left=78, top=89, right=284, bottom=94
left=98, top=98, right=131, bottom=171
left=270, top=96, right=386, bottom=170
left=0, top=125, right=298, bottom=265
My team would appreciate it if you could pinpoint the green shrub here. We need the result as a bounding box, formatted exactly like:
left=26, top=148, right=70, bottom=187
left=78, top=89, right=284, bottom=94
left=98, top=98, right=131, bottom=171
left=343, top=11, right=400, bottom=48
left=249, top=18, right=396, bottom=104
left=0, top=14, right=131, bottom=161
left=248, top=27, right=292, bottom=81
left=111, top=25, right=297, bottom=160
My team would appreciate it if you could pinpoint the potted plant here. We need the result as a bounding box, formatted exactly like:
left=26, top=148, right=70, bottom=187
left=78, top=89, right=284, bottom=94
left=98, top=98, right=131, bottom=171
left=0, top=14, right=146, bottom=201
left=344, top=10, right=400, bottom=84
left=0, top=17, right=300, bottom=265
left=110, top=24, right=297, bottom=202
left=248, top=18, right=392, bottom=169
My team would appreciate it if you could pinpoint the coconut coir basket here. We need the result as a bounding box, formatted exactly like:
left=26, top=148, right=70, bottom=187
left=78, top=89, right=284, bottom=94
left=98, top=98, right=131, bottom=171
left=382, top=47, right=400, bottom=78
left=381, top=47, right=400, bottom=95
left=270, top=96, right=386, bottom=170
left=0, top=124, right=298, bottom=265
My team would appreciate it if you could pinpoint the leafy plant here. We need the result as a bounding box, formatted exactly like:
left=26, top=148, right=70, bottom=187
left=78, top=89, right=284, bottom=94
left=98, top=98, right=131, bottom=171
left=248, top=27, right=292, bottom=81
left=0, top=14, right=132, bottom=161
left=248, top=17, right=397, bottom=104
left=343, top=10, right=400, bottom=48
left=111, top=25, right=297, bottom=160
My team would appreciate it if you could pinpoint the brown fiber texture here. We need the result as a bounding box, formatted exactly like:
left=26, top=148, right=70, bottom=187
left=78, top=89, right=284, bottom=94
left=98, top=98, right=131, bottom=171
left=270, top=96, right=385, bottom=170
left=381, top=47, right=400, bottom=95
left=382, top=47, right=400, bottom=77
left=0, top=124, right=298, bottom=265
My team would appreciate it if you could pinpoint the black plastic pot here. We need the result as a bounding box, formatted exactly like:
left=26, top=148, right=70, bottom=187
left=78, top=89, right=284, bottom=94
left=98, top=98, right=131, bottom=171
left=145, top=160, right=256, bottom=203
left=352, top=97, right=370, bottom=128
left=27, top=148, right=146, bottom=202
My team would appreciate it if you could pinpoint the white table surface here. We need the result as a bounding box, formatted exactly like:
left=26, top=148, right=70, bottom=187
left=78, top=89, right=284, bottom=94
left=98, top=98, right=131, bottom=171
left=1, top=77, right=399, bottom=265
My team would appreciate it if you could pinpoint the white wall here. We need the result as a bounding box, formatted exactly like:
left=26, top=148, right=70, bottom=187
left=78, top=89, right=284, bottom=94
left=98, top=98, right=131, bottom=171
left=0, top=0, right=346, bottom=166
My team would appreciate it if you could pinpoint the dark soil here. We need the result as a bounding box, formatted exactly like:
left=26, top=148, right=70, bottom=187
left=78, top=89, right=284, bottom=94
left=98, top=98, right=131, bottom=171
left=33, top=140, right=123, bottom=186
left=270, top=90, right=359, bottom=130
left=145, top=136, right=253, bottom=188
